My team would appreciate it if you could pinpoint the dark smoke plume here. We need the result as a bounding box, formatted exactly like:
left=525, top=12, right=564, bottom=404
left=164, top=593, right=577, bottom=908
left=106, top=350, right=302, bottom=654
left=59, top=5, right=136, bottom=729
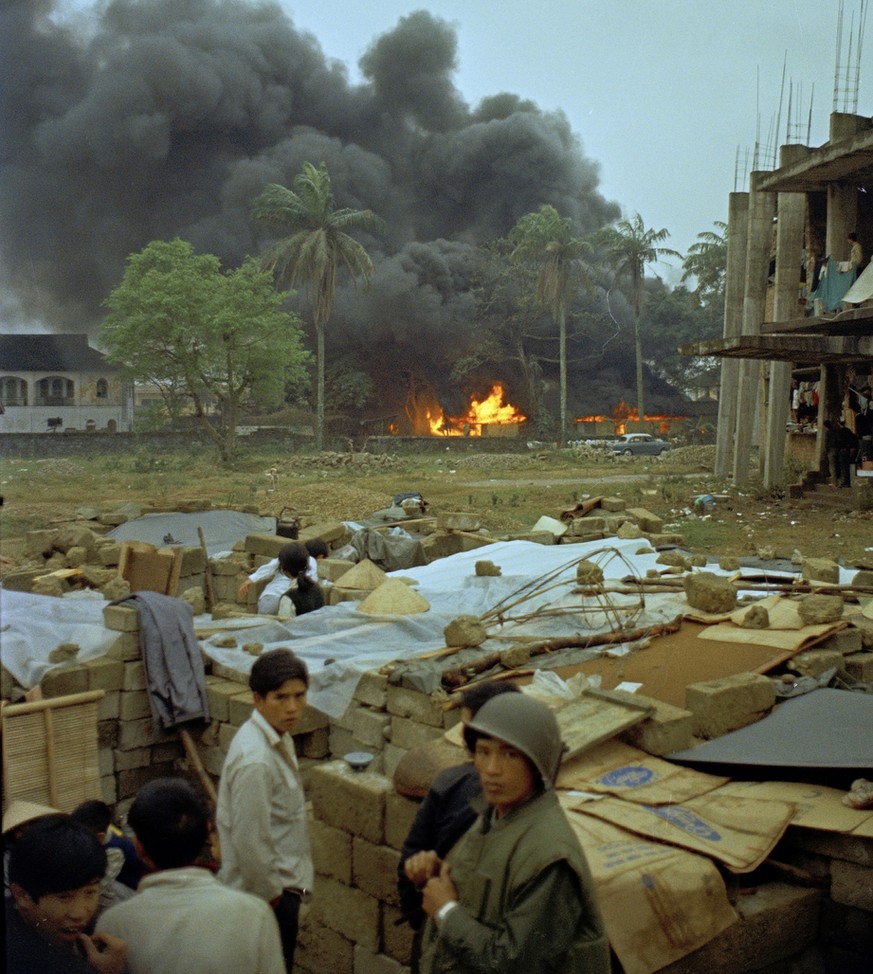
left=2, top=0, right=630, bottom=421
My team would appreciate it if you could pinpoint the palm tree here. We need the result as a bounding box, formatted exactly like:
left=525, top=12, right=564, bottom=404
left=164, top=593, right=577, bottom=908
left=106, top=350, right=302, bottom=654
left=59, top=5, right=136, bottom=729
left=600, top=214, right=679, bottom=430
left=509, top=205, right=590, bottom=444
left=681, top=222, right=727, bottom=309
left=252, top=162, right=383, bottom=450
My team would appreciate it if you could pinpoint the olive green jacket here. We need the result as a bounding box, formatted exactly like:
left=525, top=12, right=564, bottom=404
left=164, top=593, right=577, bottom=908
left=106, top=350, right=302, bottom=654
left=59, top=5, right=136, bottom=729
left=420, top=789, right=610, bottom=974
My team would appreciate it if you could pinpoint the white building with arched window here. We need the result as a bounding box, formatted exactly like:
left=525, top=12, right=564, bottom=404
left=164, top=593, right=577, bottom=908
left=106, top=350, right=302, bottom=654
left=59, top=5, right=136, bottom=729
left=0, top=334, right=133, bottom=433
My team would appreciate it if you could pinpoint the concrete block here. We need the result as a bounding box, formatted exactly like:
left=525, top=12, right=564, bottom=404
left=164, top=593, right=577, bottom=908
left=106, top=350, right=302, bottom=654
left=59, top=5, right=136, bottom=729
left=300, top=727, right=330, bottom=759
left=844, top=652, right=873, bottom=682
left=816, top=629, right=863, bottom=655
left=98, top=746, right=114, bottom=777
left=293, top=704, right=330, bottom=736
left=789, top=649, right=845, bottom=678
left=151, top=741, right=184, bottom=765
left=86, top=657, right=125, bottom=692
left=298, top=521, right=348, bottom=545
left=381, top=904, right=414, bottom=966
left=353, top=837, right=401, bottom=906
left=117, top=762, right=174, bottom=801
left=41, top=664, right=89, bottom=697
left=319, top=558, right=355, bottom=582
left=329, top=725, right=360, bottom=760
left=97, top=691, right=120, bottom=720
left=179, top=546, right=206, bottom=574
left=0, top=568, right=45, bottom=592
left=386, top=686, right=445, bottom=727
left=107, top=633, right=141, bottom=661
left=103, top=604, right=140, bottom=632
left=685, top=672, right=776, bottom=739
left=244, top=532, right=288, bottom=557
left=353, top=708, right=391, bottom=748
left=354, top=671, right=389, bottom=709
left=385, top=791, right=420, bottom=851
left=98, top=544, right=121, bottom=566
left=831, top=861, right=873, bottom=911
left=228, top=691, right=254, bottom=726
left=118, top=717, right=161, bottom=751
left=658, top=883, right=821, bottom=973
left=311, top=819, right=353, bottom=884
left=113, top=747, right=151, bottom=772
left=119, top=690, right=152, bottom=721
left=211, top=575, right=243, bottom=601
left=310, top=761, right=391, bottom=844
left=390, top=716, right=445, bottom=751
left=801, top=557, right=841, bottom=584
left=100, top=775, right=117, bottom=805
left=625, top=507, right=663, bottom=533
left=297, top=920, right=354, bottom=974
left=122, top=661, right=147, bottom=691
left=616, top=692, right=694, bottom=755
left=311, top=875, right=380, bottom=951
left=98, top=720, right=119, bottom=750
left=354, top=945, right=404, bottom=974
left=436, top=511, right=481, bottom=531
left=600, top=496, right=627, bottom=512
left=205, top=679, right=249, bottom=722
left=382, top=744, right=407, bottom=781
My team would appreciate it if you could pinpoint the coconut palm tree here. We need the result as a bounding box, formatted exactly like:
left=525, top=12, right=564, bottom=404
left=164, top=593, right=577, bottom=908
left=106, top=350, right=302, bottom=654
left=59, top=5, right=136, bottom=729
left=509, top=205, right=590, bottom=444
left=252, top=162, right=383, bottom=450
left=681, top=221, right=727, bottom=316
left=600, top=213, right=680, bottom=430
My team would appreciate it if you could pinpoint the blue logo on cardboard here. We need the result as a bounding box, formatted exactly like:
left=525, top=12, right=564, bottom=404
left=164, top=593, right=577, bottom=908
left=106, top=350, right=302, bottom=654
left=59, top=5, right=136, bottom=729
left=599, top=766, right=655, bottom=788
left=645, top=805, right=722, bottom=841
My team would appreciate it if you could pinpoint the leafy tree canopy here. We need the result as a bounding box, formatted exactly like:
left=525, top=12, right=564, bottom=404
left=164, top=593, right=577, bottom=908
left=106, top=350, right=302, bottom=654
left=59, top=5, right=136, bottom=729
left=100, top=238, right=310, bottom=460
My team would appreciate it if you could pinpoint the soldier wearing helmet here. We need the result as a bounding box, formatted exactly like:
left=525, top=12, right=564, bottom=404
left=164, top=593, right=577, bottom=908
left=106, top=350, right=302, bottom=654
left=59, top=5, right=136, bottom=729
left=417, top=693, right=611, bottom=974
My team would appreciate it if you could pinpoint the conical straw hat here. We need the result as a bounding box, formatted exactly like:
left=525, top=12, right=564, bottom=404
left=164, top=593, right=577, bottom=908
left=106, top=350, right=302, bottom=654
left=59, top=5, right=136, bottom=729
left=335, top=559, right=386, bottom=591
left=3, top=800, right=60, bottom=834
left=358, top=578, right=430, bottom=615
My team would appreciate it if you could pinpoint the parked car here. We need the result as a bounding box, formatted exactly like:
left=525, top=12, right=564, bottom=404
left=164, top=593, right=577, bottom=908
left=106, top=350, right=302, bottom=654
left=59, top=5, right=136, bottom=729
left=607, top=433, right=671, bottom=456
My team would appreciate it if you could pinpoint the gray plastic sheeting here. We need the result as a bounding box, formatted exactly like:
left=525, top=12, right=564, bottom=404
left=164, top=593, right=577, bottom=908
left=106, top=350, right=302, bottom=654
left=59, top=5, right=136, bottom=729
left=108, top=509, right=277, bottom=556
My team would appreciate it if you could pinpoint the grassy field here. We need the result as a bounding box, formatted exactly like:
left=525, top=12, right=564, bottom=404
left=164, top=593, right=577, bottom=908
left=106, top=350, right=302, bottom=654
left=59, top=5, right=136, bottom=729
left=1, top=443, right=871, bottom=567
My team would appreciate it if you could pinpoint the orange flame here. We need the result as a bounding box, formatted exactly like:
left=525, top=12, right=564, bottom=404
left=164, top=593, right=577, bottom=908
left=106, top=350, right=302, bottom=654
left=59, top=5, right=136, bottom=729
left=429, top=383, right=526, bottom=436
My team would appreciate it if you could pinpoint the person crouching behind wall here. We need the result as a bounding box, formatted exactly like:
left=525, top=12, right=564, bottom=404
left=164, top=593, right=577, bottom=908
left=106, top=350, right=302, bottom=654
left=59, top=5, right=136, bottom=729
left=416, top=693, right=611, bottom=974
left=276, top=542, right=325, bottom=618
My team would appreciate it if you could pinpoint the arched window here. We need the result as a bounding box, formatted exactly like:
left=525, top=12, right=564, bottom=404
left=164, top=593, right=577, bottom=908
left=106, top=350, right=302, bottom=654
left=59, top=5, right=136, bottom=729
left=0, top=376, right=27, bottom=406
left=37, top=376, right=74, bottom=405
left=96, top=378, right=109, bottom=399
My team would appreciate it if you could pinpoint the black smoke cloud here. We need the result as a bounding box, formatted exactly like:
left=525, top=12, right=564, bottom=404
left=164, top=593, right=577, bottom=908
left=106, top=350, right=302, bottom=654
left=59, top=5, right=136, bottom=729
left=1, top=0, right=620, bottom=411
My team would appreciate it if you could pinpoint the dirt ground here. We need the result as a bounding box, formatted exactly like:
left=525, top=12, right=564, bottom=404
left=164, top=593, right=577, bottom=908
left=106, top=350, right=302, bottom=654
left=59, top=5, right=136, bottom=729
left=1, top=445, right=871, bottom=570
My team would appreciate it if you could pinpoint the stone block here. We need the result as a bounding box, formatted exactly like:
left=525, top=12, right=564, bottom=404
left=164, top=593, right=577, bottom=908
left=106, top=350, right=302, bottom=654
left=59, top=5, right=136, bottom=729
left=658, top=883, right=820, bottom=973
left=98, top=720, right=119, bottom=750
left=300, top=727, right=330, bottom=759
left=353, top=708, right=391, bottom=748
left=816, top=628, right=864, bottom=655
left=684, top=571, right=737, bottom=613
left=205, top=678, right=249, bottom=722
left=98, top=544, right=121, bottom=566
left=107, top=633, right=141, bottom=661
left=218, top=723, right=238, bottom=751
left=117, top=762, right=174, bottom=801
left=310, top=875, right=380, bottom=952
left=178, top=546, right=206, bottom=574
left=390, top=716, right=445, bottom=751
left=86, top=657, right=125, bottom=692
left=298, top=521, right=348, bottom=545
left=788, top=649, right=845, bottom=677
left=328, top=725, right=360, bottom=761
left=119, top=690, right=152, bottom=721
left=98, top=746, right=113, bottom=777
left=783, top=829, right=873, bottom=868
left=844, top=652, right=873, bottom=682
left=310, top=760, right=391, bottom=844
left=243, top=532, right=287, bottom=557
left=297, top=920, right=354, bottom=974
left=311, top=819, right=353, bottom=884
left=113, top=747, right=151, bottom=772
left=385, top=790, right=420, bottom=852
left=0, top=569, right=45, bottom=592
left=831, top=861, right=873, bottom=911
left=354, top=671, right=389, bottom=709
left=625, top=507, right=663, bottom=533
left=294, top=704, right=330, bottom=736
left=386, top=686, right=445, bottom=727
left=103, top=604, right=140, bottom=632
left=851, top=568, right=873, bottom=587
left=228, top=691, right=254, bottom=726
left=600, top=496, right=627, bottom=512
left=353, top=837, right=401, bottom=906
left=151, top=741, right=184, bottom=764
left=381, top=904, right=414, bottom=966
left=382, top=744, right=406, bottom=781
left=616, top=692, right=694, bottom=755
left=41, top=664, right=89, bottom=697
left=685, top=672, right=776, bottom=739
left=100, top=775, right=117, bottom=805
left=97, top=691, right=120, bottom=720
left=211, top=575, right=243, bottom=601
left=353, top=945, right=404, bottom=974
left=801, top=557, right=841, bottom=584
left=436, top=511, right=481, bottom=532
left=118, top=717, right=161, bottom=751
left=122, top=661, right=147, bottom=691
left=318, top=558, right=355, bottom=582
left=420, top=532, right=465, bottom=561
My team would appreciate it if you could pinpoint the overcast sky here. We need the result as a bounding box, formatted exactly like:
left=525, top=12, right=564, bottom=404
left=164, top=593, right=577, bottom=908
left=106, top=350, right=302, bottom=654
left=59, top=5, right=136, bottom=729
left=49, top=0, right=873, bottom=278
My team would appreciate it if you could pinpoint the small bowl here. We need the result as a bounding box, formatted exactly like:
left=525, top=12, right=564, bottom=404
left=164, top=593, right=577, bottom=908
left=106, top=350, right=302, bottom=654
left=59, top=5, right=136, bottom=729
left=344, top=751, right=374, bottom=772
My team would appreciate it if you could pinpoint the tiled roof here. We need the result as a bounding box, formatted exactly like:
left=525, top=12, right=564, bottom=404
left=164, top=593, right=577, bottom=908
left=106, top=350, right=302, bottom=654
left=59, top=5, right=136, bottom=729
left=0, top=334, right=112, bottom=372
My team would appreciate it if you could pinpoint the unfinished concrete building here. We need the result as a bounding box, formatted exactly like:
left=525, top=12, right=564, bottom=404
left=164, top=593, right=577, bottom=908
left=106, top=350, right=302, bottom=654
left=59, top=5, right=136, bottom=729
left=686, top=111, right=873, bottom=492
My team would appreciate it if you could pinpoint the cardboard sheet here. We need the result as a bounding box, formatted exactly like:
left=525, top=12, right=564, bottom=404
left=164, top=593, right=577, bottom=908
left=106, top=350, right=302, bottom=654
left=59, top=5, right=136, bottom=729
left=557, top=739, right=728, bottom=803
left=715, top=780, right=873, bottom=835
left=571, top=793, right=795, bottom=873
left=562, top=801, right=737, bottom=974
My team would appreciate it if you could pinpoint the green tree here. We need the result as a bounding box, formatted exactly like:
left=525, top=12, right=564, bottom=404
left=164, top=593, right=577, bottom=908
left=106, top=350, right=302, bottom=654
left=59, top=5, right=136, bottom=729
left=600, top=213, right=680, bottom=429
left=681, top=221, right=727, bottom=314
left=252, top=162, right=383, bottom=450
left=100, top=239, right=309, bottom=461
left=508, top=205, right=591, bottom=443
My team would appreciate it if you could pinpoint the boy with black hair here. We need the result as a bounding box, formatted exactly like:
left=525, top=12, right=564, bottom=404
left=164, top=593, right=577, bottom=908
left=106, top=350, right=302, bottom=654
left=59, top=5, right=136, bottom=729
left=70, top=799, right=144, bottom=892
left=96, top=778, right=284, bottom=974
left=216, top=648, right=313, bottom=972
left=6, top=814, right=127, bottom=974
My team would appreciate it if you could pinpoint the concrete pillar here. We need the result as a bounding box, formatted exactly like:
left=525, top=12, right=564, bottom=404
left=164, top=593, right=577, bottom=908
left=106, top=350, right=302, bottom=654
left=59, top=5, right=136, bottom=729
left=733, top=173, right=776, bottom=484
left=715, top=193, right=749, bottom=477
left=826, top=114, right=864, bottom=257
left=764, top=169, right=806, bottom=487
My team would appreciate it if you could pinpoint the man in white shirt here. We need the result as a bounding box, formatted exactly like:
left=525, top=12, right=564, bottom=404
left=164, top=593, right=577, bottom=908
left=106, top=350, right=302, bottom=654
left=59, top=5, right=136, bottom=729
left=216, top=649, right=314, bottom=972
left=96, top=778, right=284, bottom=974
